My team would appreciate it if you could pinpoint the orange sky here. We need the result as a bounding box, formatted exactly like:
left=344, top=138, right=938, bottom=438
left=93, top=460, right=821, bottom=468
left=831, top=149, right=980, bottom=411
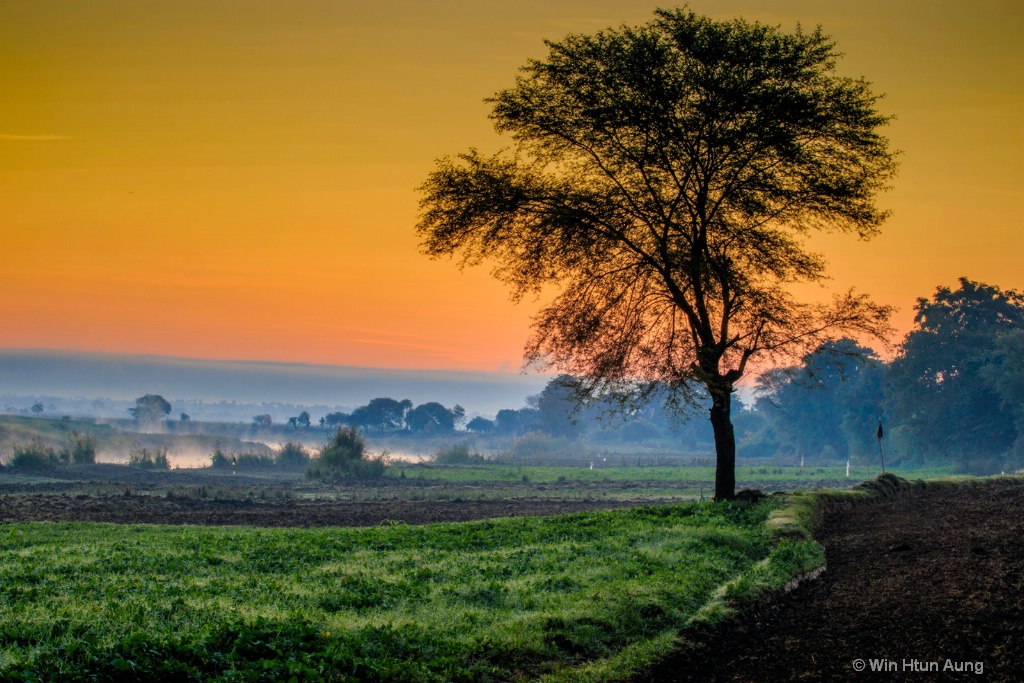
left=1, top=0, right=1021, bottom=373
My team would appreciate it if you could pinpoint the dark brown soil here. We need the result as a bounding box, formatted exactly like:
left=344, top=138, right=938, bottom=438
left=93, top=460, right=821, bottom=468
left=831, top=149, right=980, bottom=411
left=647, top=482, right=1024, bottom=682
left=0, top=490, right=637, bottom=527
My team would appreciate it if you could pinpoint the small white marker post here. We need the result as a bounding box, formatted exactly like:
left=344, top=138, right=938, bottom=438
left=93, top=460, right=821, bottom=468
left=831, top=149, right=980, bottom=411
left=846, top=459, right=850, bottom=478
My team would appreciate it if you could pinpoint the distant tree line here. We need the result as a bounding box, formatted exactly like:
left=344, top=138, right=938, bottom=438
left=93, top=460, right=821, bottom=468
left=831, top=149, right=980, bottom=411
left=138, top=278, right=1021, bottom=475
left=404, top=278, right=1024, bottom=475
left=257, top=398, right=469, bottom=435
left=735, top=278, right=1023, bottom=474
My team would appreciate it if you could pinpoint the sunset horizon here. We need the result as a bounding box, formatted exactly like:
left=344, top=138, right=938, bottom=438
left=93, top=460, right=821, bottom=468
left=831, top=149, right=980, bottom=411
left=2, top=5, right=1023, bottom=675
left=3, top=0, right=1021, bottom=374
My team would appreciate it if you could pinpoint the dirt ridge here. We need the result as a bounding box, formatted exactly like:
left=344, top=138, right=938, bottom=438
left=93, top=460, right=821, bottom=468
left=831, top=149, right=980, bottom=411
left=645, top=478, right=1024, bottom=682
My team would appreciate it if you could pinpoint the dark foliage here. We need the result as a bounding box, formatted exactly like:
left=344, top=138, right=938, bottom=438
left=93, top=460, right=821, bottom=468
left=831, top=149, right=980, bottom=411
left=307, top=427, right=385, bottom=480
left=887, top=278, right=1024, bottom=473
left=130, top=394, right=172, bottom=423
left=418, top=8, right=897, bottom=498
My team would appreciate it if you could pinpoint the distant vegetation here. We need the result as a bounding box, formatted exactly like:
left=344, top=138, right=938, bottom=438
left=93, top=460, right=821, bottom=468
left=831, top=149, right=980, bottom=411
left=277, top=441, right=311, bottom=469
left=5, top=432, right=96, bottom=469
left=2, top=278, right=1020, bottom=477
left=128, top=447, right=170, bottom=470
left=9, top=441, right=61, bottom=469
left=306, top=427, right=386, bottom=480
left=320, top=279, right=1024, bottom=476
left=65, top=433, right=97, bottom=464
left=432, top=443, right=487, bottom=465
left=208, top=441, right=310, bottom=471
left=129, top=394, right=172, bottom=424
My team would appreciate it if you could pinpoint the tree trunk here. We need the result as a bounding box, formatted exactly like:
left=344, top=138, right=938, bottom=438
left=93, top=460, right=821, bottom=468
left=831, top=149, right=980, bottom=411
left=709, top=386, right=736, bottom=501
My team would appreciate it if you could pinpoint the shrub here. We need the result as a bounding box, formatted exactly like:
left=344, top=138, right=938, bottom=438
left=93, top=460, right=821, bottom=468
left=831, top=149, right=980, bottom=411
left=433, top=443, right=488, bottom=465
left=128, top=448, right=170, bottom=470
left=64, top=433, right=96, bottom=465
left=236, top=452, right=276, bottom=469
left=306, top=427, right=386, bottom=480
left=210, top=445, right=232, bottom=469
left=9, top=441, right=60, bottom=469
left=277, top=441, right=310, bottom=469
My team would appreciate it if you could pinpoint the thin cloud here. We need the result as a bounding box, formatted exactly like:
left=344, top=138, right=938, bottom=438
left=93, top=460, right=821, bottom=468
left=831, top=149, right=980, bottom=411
left=0, top=134, right=72, bottom=141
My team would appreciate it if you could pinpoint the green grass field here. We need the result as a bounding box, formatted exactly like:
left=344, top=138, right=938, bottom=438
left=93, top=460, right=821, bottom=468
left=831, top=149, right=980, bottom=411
left=0, top=501, right=821, bottom=683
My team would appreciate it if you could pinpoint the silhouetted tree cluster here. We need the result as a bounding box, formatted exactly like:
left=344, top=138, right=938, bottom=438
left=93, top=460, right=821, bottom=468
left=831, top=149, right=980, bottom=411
left=350, top=398, right=412, bottom=432
left=295, top=398, right=469, bottom=434
left=747, top=279, right=1024, bottom=474
left=459, top=279, right=1021, bottom=477
left=323, top=412, right=349, bottom=428
left=887, top=279, right=1024, bottom=472
left=746, top=340, right=883, bottom=465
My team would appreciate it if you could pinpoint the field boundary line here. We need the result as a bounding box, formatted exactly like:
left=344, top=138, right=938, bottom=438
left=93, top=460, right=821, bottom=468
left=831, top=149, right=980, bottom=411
left=549, top=473, right=1024, bottom=683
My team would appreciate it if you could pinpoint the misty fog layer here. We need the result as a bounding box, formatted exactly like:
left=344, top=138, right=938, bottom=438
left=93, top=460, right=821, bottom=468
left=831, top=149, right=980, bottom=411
left=0, top=350, right=546, bottom=416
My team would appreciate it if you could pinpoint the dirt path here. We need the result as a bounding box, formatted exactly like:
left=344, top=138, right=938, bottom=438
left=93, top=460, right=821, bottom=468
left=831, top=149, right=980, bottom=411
left=648, top=482, right=1024, bottom=682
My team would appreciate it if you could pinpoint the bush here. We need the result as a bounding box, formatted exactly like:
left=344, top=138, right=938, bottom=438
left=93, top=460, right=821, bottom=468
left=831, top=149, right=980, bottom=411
left=210, top=445, right=231, bottom=469
left=211, top=443, right=307, bottom=471
left=277, top=441, right=310, bottom=469
left=9, top=441, right=60, bottom=469
left=128, top=448, right=170, bottom=470
left=306, top=427, right=386, bottom=480
left=433, top=443, right=488, bottom=465
left=63, top=433, right=97, bottom=465
left=236, top=452, right=276, bottom=469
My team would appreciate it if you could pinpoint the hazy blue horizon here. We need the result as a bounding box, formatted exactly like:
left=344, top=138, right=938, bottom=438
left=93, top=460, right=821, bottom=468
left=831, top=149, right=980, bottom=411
left=0, top=349, right=549, bottom=417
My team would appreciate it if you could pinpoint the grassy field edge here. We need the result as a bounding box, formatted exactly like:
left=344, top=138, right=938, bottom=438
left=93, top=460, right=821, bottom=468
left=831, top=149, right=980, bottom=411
left=554, top=473, right=1024, bottom=683
left=6, top=475, right=1021, bottom=682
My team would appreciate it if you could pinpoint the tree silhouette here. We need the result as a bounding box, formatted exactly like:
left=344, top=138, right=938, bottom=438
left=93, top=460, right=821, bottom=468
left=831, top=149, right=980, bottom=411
left=888, top=278, right=1024, bottom=472
left=323, top=412, right=350, bottom=429
left=466, top=416, right=495, bottom=434
left=349, top=398, right=412, bottom=432
left=129, top=395, right=171, bottom=423
left=418, top=8, right=896, bottom=499
left=406, top=402, right=457, bottom=433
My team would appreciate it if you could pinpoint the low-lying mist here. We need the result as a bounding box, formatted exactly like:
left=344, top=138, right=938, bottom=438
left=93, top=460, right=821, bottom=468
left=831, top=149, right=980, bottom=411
left=0, top=350, right=547, bottom=416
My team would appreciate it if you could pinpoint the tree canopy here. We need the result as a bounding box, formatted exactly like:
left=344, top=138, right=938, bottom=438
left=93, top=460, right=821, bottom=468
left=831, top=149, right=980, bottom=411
left=129, top=394, right=172, bottom=423
left=349, top=398, right=413, bottom=432
left=756, top=338, right=883, bottom=464
left=418, top=7, right=897, bottom=499
left=887, top=278, right=1024, bottom=472
left=406, top=402, right=457, bottom=433
left=465, top=416, right=496, bottom=434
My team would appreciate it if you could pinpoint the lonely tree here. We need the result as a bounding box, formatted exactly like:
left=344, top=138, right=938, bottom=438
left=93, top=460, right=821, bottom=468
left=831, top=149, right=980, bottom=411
left=417, top=8, right=896, bottom=500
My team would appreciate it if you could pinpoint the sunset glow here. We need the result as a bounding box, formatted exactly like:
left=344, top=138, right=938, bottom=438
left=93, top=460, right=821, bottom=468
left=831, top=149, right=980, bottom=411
left=2, top=1, right=1021, bottom=373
